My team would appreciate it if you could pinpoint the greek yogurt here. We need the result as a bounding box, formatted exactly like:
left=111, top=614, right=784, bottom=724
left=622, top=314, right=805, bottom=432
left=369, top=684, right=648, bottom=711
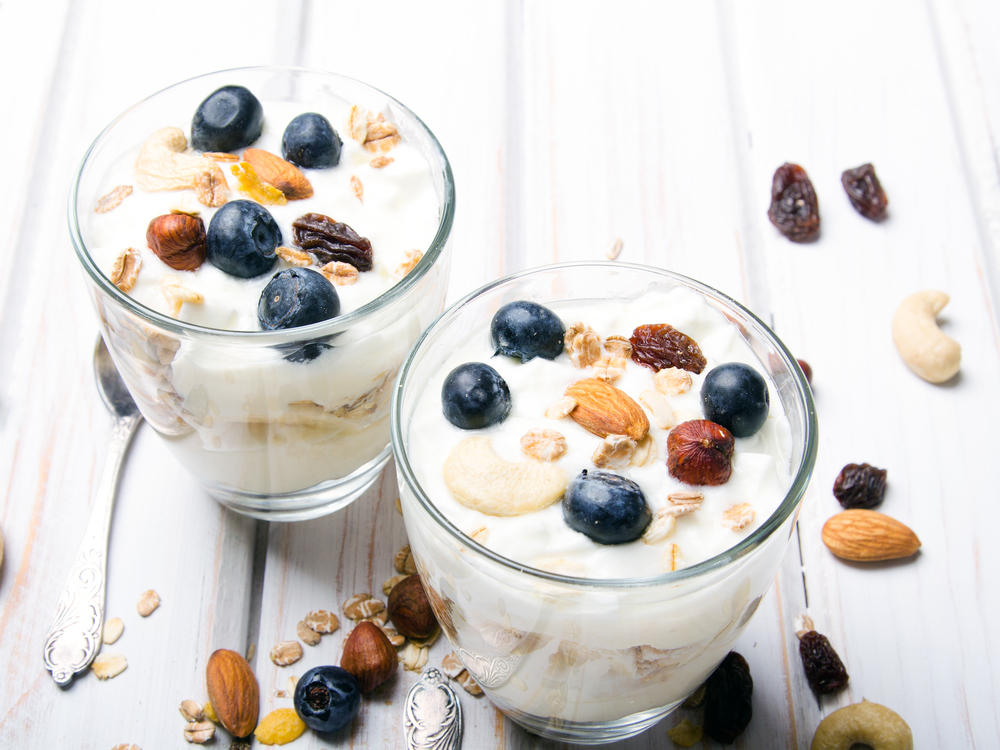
left=73, top=71, right=452, bottom=511
left=408, top=287, right=794, bottom=578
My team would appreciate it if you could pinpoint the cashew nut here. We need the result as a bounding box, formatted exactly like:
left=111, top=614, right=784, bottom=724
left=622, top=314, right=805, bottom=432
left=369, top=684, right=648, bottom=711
left=443, top=436, right=567, bottom=516
left=134, top=127, right=228, bottom=207
left=811, top=700, right=913, bottom=750
left=891, top=290, right=960, bottom=383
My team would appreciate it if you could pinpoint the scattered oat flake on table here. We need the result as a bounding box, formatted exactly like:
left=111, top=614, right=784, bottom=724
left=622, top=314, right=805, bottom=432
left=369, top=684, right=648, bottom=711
left=383, top=575, right=407, bottom=596
left=92, top=653, right=127, bottom=680
left=182, top=721, right=214, bottom=744
left=102, top=617, right=124, bottom=644
left=136, top=589, right=160, bottom=616
left=95, top=184, right=132, bottom=213
left=441, top=652, right=465, bottom=679
left=343, top=593, right=385, bottom=621
left=304, top=609, right=340, bottom=634
left=270, top=640, right=303, bottom=667
left=296, top=620, right=321, bottom=646
left=605, top=237, right=623, bottom=260
left=111, top=744, right=142, bottom=750
left=394, top=545, right=417, bottom=575
left=179, top=699, right=204, bottom=723
left=456, top=670, right=483, bottom=696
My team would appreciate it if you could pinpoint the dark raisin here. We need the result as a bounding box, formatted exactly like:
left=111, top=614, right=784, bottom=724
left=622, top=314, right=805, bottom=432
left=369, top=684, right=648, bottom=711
left=291, top=213, right=373, bottom=271
left=799, top=631, right=849, bottom=694
left=702, top=651, right=753, bottom=744
left=841, top=163, right=888, bottom=220
left=629, top=323, right=706, bottom=374
left=833, top=463, right=887, bottom=509
left=767, top=162, right=820, bottom=242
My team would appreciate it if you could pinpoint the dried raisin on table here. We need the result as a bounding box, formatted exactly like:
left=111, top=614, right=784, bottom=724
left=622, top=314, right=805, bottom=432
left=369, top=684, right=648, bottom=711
left=833, top=463, right=887, bottom=509
left=799, top=630, right=849, bottom=694
left=629, top=324, right=707, bottom=374
left=767, top=162, right=820, bottom=242
left=841, top=163, right=888, bottom=220
left=703, top=651, right=753, bottom=744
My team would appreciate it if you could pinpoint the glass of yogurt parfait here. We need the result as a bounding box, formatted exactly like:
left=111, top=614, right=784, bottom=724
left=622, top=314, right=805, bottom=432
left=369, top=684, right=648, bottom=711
left=70, top=67, right=454, bottom=520
left=390, top=262, right=816, bottom=743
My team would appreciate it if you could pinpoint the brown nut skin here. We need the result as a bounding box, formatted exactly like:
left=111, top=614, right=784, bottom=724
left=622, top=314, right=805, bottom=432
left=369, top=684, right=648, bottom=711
left=341, top=621, right=399, bottom=693
left=146, top=213, right=206, bottom=271
left=387, top=575, right=438, bottom=639
left=205, top=649, right=259, bottom=738
left=667, top=420, right=734, bottom=486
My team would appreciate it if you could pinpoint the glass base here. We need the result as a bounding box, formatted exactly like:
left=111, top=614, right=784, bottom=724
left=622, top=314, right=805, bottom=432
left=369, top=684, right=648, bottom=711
left=503, top=702, right=679, bottom=745
left=204, top=444, right=393, bottom=521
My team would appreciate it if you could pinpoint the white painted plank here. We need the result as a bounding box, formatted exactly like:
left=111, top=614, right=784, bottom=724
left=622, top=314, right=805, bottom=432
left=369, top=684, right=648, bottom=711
left=726, top=0, right=1000, bottom=747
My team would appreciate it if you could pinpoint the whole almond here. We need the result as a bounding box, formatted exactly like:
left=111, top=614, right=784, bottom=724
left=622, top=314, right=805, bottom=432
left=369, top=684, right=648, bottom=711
left=341, top=621, right=398, bottom=693
left=822, top=509, right=921, bottom=562
left=242, top=148, right=313, bottom=200
left=205, top=649, right=259, bottom=738
left=564, top=378, right=649, bottom=441
left=146, top=213, right=206, bottom=271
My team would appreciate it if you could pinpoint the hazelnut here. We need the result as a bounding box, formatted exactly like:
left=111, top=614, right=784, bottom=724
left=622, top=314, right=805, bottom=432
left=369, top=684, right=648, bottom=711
left=340, top=621, right=398, bottom=693
left=146, top=213, right=206, bottom=271
left=386, top=575, right=437, bottom=639
left=666, top=420, right=734, bottom=486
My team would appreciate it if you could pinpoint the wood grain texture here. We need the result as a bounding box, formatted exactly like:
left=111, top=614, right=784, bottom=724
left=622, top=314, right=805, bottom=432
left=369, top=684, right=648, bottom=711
left=0, top=0, right=999, bottom=747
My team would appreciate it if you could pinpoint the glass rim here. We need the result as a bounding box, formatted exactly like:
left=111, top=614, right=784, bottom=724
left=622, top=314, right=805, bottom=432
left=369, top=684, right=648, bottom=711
left=390, top=260, right=818, bottom=590
left=68, top=65, right=456, bottom=344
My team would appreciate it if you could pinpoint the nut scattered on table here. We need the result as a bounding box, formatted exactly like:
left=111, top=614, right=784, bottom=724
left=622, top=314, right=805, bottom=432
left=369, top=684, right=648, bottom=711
left=205, top=649, right=259, bottom=738
left=341, top=620, right=399, bottom=693
left=102, top=617, right=124, bottom=645
left=269, top=641, right=303, bottom=667
left=822, top=509, right=921, bottom=562
left=182, top=721, right=215, bottom=744
left=387, top=575, right=438, bottom=639
left=891, top=290, right=961, bottom=383
left=92, top=653, right=127, bottom=680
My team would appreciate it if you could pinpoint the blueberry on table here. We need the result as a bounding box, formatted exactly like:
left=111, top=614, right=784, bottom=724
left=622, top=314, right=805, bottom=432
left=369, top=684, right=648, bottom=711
left=700, top=362, right=769, bottom=438
left=206, top=200, right=281, bottom=278
left=441, top=362, right=511, bottom=430
left=282, top=112, right=342, bottom=168
left=563, top=470, right=652, bottom=545
left=293, top=665, right=361, bottom=733
left=490, top=301, right=565, bottom=363
left=191, top=85, right=264, bottom=152
left=258, top=268, right=340, bottom=331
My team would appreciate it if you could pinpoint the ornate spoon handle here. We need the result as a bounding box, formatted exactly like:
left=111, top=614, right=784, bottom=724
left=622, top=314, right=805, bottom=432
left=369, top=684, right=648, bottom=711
left=405, top=668, right=463, bottom=750
left=42, top=415, right=140, bottom=685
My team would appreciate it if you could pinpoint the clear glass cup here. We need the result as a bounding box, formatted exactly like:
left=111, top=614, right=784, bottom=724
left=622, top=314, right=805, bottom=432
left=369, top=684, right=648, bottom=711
left=70, top=67, right=454, bottom=520
left=390, top=262, right=817, bottom=744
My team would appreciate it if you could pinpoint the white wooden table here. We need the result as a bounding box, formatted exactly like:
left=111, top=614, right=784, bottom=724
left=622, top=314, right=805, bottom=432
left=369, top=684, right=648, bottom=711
left=1, top=1, right=998, bottom=747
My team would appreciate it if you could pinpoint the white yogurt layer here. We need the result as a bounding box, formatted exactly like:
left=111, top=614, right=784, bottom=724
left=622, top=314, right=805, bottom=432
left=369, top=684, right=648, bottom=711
left=85, top=96, right=440, bottom=331
left=79, top=85, right=449, bottom=499
left=408, top=287, right=794, bottom=579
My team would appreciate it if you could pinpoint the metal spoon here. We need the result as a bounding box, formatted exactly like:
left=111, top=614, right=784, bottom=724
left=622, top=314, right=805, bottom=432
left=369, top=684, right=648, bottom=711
left=42, top=337, right=142, bottom=686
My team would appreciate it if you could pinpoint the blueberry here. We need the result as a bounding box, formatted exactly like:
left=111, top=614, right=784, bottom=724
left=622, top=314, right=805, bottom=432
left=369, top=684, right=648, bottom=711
left=563, top=470, right=652, bottom=545
left=293, top=665, right=361, bottom=733
left=258, top=268, right=340, bottom=331
left=701, top=362, right=770, bottom=438
left=282, top=112, right=342, bottom=168
left=206, top=200, right=281, bottom=278
left=191, top=85, right=264, bottom=152
left=441, top=362, right=511, bottom=429
left=490, top=301, right=565, bottom=363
